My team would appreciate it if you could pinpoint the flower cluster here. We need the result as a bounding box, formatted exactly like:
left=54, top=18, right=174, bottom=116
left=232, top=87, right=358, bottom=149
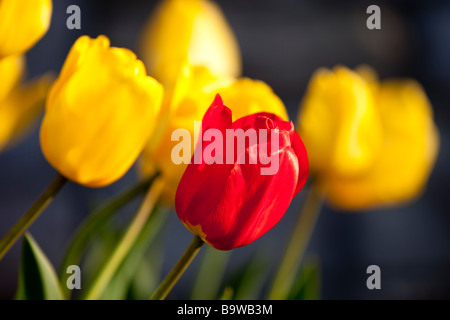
left=297, top=66, right=439, bottom=210
left=0, top=0, right=441, bottom=301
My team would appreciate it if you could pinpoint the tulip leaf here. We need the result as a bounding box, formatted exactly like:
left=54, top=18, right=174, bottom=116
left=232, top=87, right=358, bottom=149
left=99, top=206, right=167, bottom=300
left=191, top=246, right=230, bottom=299
left=127, top=246, right=163, bottom=300
left=228, top=250, right=271, bottom=300
left=16, top=233, right=64, bottom=300
left=79, top=205, right=166, bottom=299
left=288, top=256, right=321, bottom=300
left=79, top=224, right=119, bottom=293
left=59, top=174, right=158, bottom=287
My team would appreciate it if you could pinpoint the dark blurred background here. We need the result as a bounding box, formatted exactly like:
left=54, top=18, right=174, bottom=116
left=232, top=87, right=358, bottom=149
left=1, top=0, right=449, bottom=299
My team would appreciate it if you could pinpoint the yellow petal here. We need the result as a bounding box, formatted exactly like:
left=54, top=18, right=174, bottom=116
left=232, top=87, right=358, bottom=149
left=297, top=66, right=383, bottom=177
left=40, top=35, right=163, bottom=187
left=324, top=79, right=439, bottom=210
left=219, top=78, right=289, bottom=122
left=0, top=55, right=24, bottom=101
left=0, top=73, right=52, bottom=151
left=139, top=0, right=241, bottom=85
left=355, top=64, right=380, bottom=96
left=0, top=0, right=52, bottom=57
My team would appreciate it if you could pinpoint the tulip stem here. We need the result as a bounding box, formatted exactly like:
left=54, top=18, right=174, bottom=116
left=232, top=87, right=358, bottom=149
left=150, top=235, right=204, bottom=300
left=84, top=177, right=165, bottom=300
left=268, top=183, right=324, bottom=300
left=0, top=174, right=68, bottom=261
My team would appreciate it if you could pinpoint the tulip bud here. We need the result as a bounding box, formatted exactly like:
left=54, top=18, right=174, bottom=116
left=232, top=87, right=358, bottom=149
left=297, top=66, right=383, bottom=178
left=175, top=95, right=308, bottom=250
left=0, top=0, right=52, bottom=57
left=324, top=79, right=439, bottom=209
left=40, top=35, right=163, bottom=187
left=139, top=0, right=241, bottom=85
left=140, top=64, right=289, bottom=203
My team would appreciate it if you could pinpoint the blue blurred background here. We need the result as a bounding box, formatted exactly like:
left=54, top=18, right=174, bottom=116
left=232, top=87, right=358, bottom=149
left=0, top=0, right=449, bottom=299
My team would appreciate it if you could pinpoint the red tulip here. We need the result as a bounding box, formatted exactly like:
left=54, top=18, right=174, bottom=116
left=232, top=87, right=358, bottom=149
left=175, top=94, right=308, bottom=250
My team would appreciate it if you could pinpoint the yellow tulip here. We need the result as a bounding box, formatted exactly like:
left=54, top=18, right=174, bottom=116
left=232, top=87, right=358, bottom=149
left=139, top=0, right=241, bottom=85
left=0, top=56, right=51, bottom=151
left=297, top=66, right=383, bottom=177
left=324, top=78, right=439, bottom=210
left=40, top=35, right=163, bottom=188
left=0, top=0, right=52, bottom=58
left=297, top=65, right=439, bottom=210
left=141, top=64, right=288, bottom=202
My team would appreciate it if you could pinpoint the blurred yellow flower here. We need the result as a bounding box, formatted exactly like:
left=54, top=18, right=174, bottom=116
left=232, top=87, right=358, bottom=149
left=297, top=66, right=383, bottom=177
left=40, top=35, right=163, bottom=188
left=297, top=65, right=439, bottom=210
left=0, top=0, right=52, bottom=58
left=0, top=56, right=51, bottom=151
left=0, top=55, right=24, bottom=101
left=141, top=64, right=288, bottom=203
left=139, top=0, right=241, bottom=85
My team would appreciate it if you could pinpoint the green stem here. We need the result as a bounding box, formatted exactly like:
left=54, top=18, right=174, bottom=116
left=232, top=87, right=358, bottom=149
left=150, top=235, right=204, bottom=300
left=84, top=177, right=165, bottom=300
left=268, top=184, right=324, bottom=300
left=0, top=174, right=67, bottom=261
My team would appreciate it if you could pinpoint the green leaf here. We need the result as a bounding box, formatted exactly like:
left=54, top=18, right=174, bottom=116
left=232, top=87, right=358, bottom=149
left=229, top=251, right=271, bottom=300
left=59, top=174, right=158, bottom=286
left=16, top=233, right=64, bottom=300
left=191, top=246, right=230, bottom=299
left=288, top=256, right=321, bottom=300
left=99, top=206, right=168, bottom=300
left=127, top=246, right=163, bottom=300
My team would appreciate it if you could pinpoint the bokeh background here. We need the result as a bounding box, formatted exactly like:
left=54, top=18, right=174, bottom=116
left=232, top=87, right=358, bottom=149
left=1, top=0, right=449, bottom=299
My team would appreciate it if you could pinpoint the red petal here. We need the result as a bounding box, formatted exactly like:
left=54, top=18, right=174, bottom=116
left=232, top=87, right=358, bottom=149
left=176, top=94, right=234, bottom=229
left=200, top=145, right=300, bottom=250
left=289, top=130, right=309, bottom=195
left=201, top=94, right=232, bottom=135
left=232, top=112, right=289, bottom=131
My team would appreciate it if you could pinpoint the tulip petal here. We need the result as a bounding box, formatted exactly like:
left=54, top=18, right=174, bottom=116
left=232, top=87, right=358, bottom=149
left=0, top=74, right=52, bottom=151
left=290, top=130, right=309, bottom=195
left=0, top=55, right=24, bottom=102
left=177, top=142, right=300, bottom=250
left=0, top=0, right=52, bottom=57
left=324, top=79, right=439, bottom=209
left=175, top=94, right=234, bottom=218
left=139, top=0, right=241, bottom=84
left=297, top=66, right=383, bottom=177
